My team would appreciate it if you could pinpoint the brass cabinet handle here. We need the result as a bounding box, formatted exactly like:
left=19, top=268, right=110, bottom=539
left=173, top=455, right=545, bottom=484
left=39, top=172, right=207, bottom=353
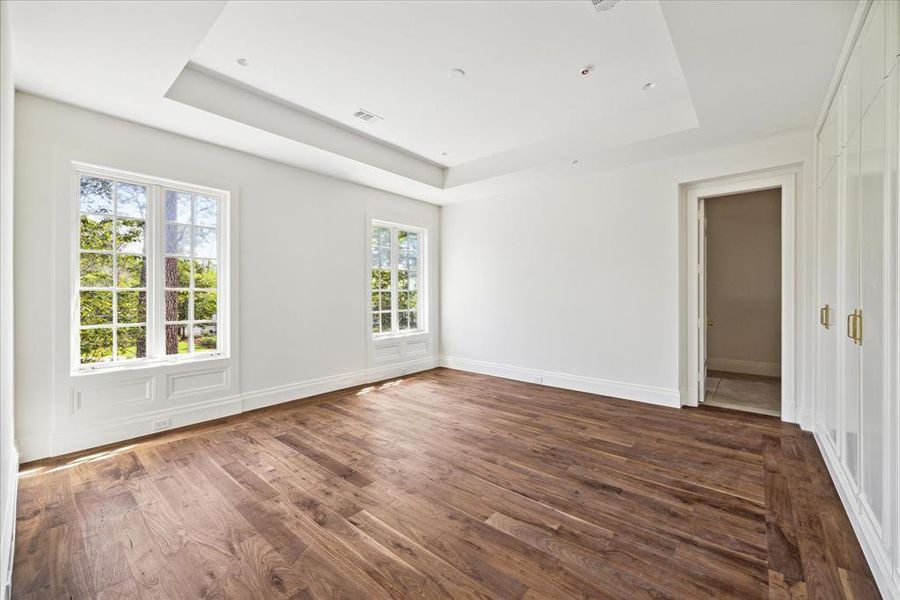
left=820, top=304, right=830, bottom=329
left=847, top=309, right=863, bottom=345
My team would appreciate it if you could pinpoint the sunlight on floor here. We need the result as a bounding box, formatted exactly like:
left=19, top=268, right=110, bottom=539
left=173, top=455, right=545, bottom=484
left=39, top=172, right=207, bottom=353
left=18, top=443, right=138, bottom=479
left=356, top=378, right=404, bottom=396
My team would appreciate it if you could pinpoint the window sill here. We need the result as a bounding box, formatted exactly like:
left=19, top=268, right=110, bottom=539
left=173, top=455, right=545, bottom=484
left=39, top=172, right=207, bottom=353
left=372, top=330, right=429, bottom=342
left=71, top=352, right=229, bottom=377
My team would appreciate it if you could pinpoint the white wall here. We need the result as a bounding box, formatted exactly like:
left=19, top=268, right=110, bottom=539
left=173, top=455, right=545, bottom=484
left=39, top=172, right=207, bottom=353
left=441, top=131, right=814, bottom=413
left=706, top=188, right=782, bottom=376
left=0, top=2, right=17, bottom=595
left=14, top=93, right=440, bottom=462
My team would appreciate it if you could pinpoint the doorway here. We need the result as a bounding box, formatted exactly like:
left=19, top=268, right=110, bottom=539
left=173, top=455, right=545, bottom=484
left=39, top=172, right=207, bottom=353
left=680, top=169, right=797, bottom=423
left=702, top=189, right=782, bottom=416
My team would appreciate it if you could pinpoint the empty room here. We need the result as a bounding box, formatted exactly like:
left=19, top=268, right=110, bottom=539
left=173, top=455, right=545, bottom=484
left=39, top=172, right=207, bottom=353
left=0, top=0, right=898, bottom=599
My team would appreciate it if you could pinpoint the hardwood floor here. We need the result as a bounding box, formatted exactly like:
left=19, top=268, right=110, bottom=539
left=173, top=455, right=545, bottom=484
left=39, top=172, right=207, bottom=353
left=13, top=368, right=880, bottom=599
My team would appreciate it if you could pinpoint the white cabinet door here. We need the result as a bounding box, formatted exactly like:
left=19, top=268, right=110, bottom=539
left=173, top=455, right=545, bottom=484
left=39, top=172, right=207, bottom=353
left=817, top=165, right=840, bottom=447
left=819, top=102, right=841, bottom=186
left=859, top=86, right=889, bottom=539
left=843, top=42, right=863, bottom=147
left=841, top=121, right=862, bottom=486
left=861, top=0, right=886, bottom=114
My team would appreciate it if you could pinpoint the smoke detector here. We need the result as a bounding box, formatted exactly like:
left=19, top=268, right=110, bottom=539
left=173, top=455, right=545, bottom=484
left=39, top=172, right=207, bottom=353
left=352, top=109, right=383, bottom=123
left=588, top=0, right=620, bottom=12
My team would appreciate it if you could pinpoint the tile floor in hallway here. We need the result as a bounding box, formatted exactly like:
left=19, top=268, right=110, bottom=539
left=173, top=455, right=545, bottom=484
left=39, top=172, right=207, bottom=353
left=705, top=370, right=781, bottom=416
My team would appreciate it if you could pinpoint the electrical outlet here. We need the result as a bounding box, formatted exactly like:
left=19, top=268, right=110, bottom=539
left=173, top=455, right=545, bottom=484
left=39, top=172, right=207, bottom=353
left=532, top=375, right=543, bottom=384
left=152, top=417, right=171, bottom=432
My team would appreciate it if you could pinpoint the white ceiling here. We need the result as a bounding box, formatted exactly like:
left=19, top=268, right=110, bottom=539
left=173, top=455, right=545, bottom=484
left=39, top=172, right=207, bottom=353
left=9, top=0, right=858, bottom=205
left=191, top=0, right=696, bottom=168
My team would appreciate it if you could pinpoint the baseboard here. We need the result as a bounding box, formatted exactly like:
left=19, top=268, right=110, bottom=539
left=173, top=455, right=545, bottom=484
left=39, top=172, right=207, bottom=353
left=241, top=370, right=367, bottom=412
left=50, top=393, right=244, bottom=459
left=707, top=357, right=780, bottom=377
left=366, top=356, right=439, bottom=384
left=242, top=356, right=438, bottom=411
left=440, top=355, right=681, bottom=408
left=706, top=358, right=781, bottom=377
left=1, top=445, right=18, bottom=600
left=813, top=428, right=900, bottom=599
left=17, top=356, right=440, bottom=462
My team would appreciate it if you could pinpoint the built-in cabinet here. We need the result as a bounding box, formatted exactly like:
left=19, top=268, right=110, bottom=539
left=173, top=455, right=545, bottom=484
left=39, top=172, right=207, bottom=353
left=815, top=1, right=899, bottom=597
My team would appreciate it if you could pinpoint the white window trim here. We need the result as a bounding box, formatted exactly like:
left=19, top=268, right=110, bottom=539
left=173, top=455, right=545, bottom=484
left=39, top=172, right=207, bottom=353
left=370, top=219, right=428, bottom=339
left=71, top=162, right=231, bottom=374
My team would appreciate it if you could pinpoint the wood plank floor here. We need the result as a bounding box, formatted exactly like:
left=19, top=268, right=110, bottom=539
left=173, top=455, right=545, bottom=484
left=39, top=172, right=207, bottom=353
left=13, top=368, right=880, bottom=599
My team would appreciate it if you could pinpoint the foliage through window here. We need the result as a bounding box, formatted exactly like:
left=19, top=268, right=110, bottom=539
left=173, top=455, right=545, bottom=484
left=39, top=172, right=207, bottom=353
left=371, top=222, right=423, bottom=336
left=164, top=190, right=219, bottom=356
left=76, top=168, right=226, bottom=368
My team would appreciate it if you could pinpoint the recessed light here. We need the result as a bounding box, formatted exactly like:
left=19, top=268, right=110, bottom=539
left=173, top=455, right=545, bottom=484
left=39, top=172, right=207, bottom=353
left=236, top=57, right=249, bottom=67
left=642, top=82, right=656, bottom=90
left=448, top=68, right=466, bottom=80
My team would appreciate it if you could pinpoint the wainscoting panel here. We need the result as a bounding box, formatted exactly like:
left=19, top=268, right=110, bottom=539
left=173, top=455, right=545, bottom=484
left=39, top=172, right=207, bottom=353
left=167, top=367, right=229, bottom=398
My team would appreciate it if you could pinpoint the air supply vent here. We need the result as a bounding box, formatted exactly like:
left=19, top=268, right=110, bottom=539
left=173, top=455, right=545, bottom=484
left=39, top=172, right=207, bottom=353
left=588, top=0, right=620, bottom=12
left=353, top=108, right=383, bottom=123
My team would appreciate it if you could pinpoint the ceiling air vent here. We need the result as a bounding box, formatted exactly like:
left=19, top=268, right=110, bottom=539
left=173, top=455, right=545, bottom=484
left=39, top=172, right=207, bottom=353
left=588, top=0, right=620, bottom=12
left=353, top=108, right=383, bottom=123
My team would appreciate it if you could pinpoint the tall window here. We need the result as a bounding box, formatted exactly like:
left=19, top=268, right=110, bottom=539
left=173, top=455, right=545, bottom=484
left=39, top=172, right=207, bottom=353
left=75, top=166, right=226, bottom=369
left=78, top=176, right=149, bottom=363
left=163, top=190, right=219, bottom=356
left=370, top=222, right=424, bottom=336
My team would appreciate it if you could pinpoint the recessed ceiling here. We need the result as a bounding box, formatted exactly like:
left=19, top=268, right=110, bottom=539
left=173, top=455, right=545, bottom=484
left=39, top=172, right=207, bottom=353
left=189, top=0, right=697, bottom=169
left=8, top=0, right=858, bottom=205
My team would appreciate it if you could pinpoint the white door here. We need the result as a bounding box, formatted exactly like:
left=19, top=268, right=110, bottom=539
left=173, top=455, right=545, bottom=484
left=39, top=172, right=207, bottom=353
left=841, top=118, right=862, bottom=486
left=858, top=85, right=887, bottom=534
left=818, top=162, right=840, bottom=448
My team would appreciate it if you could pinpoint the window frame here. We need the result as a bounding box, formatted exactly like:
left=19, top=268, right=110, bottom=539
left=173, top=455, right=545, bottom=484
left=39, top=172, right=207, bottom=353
left=369, top=219, right=427, bottom=339
left=71, top=162, right=230, bottom=373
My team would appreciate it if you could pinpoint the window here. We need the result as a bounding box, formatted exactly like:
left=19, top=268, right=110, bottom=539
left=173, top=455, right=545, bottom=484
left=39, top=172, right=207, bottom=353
left=163, top=190, right=219, bottom=356
left=370, top=221, right=424, bottom=336
left=75, top=166, right=227, bottom=369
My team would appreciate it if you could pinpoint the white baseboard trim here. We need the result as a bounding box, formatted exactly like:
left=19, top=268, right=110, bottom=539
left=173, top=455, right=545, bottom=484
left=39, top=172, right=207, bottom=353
left=242, top=356, right=438, bottom=412
left=1, top=445, right=18, bottom=600
left=51, top=394, right=244, bottom=458
left=14, top=434, right=50, bottom=467
left=16, top=356, right=441, bottom=462
left=242, top=370, right=367, bottom=412
left=439, top=355, right=681, bottom=408
left=367, top=356, right=439, bottom=384
left=813, top=428, right=900, bottom=599
left=707, top=357, right=780, bottom=377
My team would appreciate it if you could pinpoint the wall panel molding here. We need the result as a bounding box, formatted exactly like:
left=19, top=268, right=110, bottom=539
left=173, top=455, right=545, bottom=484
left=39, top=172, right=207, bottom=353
left=51, top=393, right=244, bottom=458
left=18, top=356, right=440, bottom=462
left=167, top=368, right=229, bottom=398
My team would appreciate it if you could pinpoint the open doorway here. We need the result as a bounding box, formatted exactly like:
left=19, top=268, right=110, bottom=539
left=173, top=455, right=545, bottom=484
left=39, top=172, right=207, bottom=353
left=701, top=189, right=781, bottom=416
left=680, top=168, right=796, bottom=423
